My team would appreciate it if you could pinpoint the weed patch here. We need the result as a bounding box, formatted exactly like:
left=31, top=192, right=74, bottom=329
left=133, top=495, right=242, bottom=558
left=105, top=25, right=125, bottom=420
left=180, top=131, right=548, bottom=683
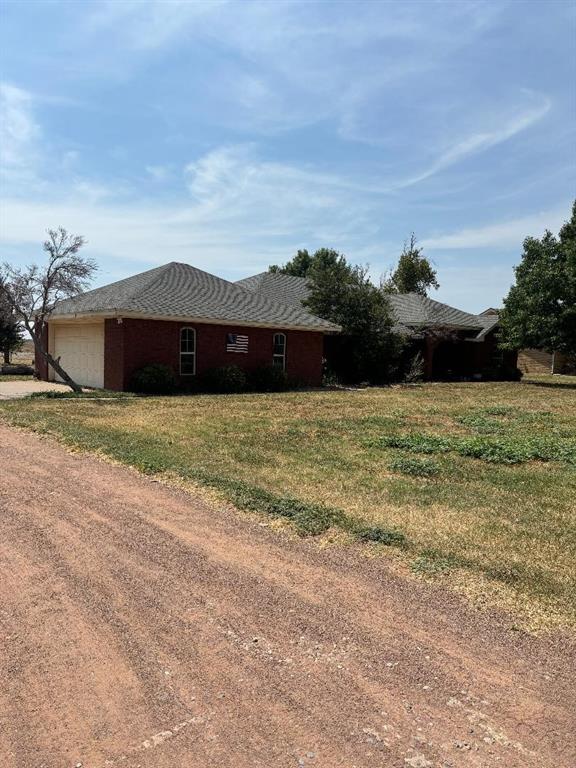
left=456, top=413, right=504, bottom=433
left=354, top=526, right=407, bottom=546
left=372, top=432, right=576, bottom=466
left=411, top=550, right=459, bottom=576
left=371, top=433, right=453, bottom=454
left=389, top=455, right=440, bottom=477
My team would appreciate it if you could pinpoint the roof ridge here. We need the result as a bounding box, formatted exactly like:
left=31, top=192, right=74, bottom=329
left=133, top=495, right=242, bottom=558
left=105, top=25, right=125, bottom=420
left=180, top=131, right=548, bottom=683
left=143, top=263, right=339, bottom=330
left=60, top=263, right=171, bottom=307
left=420, top=294, right=482, bottom=324
left=121, top=262, right=175, bottom=307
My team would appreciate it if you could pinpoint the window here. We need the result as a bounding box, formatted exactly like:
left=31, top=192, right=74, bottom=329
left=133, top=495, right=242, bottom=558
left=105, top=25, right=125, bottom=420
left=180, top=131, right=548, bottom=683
left=272, top=332, right=286, bottom=370
left=180, top=327, right=196, bottom=375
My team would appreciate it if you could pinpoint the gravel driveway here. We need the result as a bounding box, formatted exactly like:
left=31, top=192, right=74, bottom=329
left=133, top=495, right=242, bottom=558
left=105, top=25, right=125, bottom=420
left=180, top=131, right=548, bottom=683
left=0, top=423, right=574, bottom=768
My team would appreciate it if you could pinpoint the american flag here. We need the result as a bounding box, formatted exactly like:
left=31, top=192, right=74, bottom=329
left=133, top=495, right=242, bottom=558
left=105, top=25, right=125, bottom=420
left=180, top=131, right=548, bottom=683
left=226, top=333, right=249, bottom=353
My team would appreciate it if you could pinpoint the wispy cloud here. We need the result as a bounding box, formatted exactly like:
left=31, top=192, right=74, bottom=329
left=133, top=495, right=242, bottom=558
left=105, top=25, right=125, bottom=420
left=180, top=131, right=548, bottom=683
left=88, top=0, right=226, bottom=50
left=0, top=0, right=573, bottom=314
left=0, top=82, right=41, bottom=182
left=398, top=92, right=552, bottom=188
left=422, top=205, right=570, bottom=250
left=0, top=142, right=386, bottom=276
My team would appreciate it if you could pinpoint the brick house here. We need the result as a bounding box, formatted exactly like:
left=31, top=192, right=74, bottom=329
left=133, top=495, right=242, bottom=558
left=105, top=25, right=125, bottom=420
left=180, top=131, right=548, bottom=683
left=240, top=273, right=517, bottom=380
left=36, top=262, right=340, bottom=390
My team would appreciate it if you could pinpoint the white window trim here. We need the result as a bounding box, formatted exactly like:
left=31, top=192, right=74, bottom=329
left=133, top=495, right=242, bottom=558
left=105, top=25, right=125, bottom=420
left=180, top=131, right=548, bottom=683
left=272, top=332, right=286, bottom=371
left=180, top=327, right=196, bottom=376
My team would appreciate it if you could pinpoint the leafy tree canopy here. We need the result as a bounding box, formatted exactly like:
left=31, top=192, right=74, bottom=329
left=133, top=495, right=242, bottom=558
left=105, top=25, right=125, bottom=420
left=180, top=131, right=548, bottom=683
left=269, top=249, right=313, bottom=277
left=272, top=248, right=400, bottom=382
left=383, top=234, right=439, bottom=296
left=499, top=202, right=576, bottom=356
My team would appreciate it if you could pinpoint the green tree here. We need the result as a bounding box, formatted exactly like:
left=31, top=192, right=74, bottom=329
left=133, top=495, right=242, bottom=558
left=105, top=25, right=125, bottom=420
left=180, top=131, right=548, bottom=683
left=384, top=234, right=439, bottom=295
left=303, top=249, right=401, bottom=383
left=0, top=296, right=24, bottom=364
left=269, top=249, right=313, bottom=277
left=499, top=202, right=576, bottom=356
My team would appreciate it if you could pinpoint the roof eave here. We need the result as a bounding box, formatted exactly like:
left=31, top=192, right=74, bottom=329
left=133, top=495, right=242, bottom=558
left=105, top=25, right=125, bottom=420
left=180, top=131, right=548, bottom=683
left=49, top=309, right=341, bottom=333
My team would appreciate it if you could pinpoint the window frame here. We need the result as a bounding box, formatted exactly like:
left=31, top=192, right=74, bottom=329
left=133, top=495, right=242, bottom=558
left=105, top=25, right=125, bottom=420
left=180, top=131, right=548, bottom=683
left=180, top=327, right=196, bottom=376
left=272, top=332, right=286, bottom=371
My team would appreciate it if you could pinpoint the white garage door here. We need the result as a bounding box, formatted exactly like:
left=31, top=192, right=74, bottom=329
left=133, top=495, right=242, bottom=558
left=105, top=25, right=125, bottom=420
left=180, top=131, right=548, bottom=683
left=53, top=323, right=105, bottom=389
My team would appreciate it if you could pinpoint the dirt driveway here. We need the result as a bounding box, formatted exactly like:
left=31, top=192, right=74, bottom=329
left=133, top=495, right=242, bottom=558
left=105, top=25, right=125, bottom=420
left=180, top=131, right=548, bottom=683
left=0, top=423, right=574, bottom=768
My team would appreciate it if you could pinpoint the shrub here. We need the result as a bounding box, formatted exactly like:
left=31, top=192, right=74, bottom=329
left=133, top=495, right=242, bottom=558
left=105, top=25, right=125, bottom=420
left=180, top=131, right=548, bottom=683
left=248, top=365, right=289, bottom=392
left=129, top=364, right=177, bottom=394
left=200, top=365, right=247, bottom=393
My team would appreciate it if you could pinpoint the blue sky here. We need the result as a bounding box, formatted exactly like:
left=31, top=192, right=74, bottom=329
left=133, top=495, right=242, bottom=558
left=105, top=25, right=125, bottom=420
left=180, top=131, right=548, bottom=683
left=1, top=0, right=574, bottom=312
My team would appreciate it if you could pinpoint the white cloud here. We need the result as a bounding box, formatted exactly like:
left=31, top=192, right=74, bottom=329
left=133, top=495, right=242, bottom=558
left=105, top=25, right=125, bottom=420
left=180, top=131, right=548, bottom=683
left=398, top=92, right=551, bottom=188
left=0, top=82, right=41, bottom=181
left=422, top=205, right=570, bottom=250
left=0, top=143, right=387, bottom=276
left=82, top=0, right=507, bottom=144
left=183, top=143, right=391, bottom=213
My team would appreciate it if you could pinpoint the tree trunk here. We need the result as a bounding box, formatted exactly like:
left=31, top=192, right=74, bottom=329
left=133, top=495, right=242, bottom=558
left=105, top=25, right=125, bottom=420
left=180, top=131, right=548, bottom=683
left=3, top=348, right=9, bottom=365
left=31, top=330, right=83, bottom=393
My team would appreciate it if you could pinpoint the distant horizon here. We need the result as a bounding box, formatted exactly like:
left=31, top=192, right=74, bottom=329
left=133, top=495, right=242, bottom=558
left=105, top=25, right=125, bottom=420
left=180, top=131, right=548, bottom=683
left=1, top=0, right=574, bottom=314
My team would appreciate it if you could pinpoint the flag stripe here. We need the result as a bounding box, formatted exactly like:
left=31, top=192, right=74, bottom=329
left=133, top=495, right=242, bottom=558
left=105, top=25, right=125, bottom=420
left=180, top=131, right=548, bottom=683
left=226, top=333, right=249, bottom=353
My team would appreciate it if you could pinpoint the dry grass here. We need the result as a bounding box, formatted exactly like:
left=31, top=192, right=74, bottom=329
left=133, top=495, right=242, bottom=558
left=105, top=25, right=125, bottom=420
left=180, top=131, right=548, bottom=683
left=1, top=373, right=575, bottom=630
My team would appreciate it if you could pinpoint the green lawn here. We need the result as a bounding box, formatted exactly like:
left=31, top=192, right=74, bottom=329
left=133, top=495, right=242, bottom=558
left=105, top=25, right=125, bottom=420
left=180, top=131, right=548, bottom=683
left=1, top=374, right=575, bottom=630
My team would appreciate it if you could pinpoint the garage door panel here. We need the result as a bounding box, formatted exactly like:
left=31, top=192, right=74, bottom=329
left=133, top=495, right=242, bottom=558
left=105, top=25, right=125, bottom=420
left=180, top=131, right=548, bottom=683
left=53, top=324, right=104, bottom=389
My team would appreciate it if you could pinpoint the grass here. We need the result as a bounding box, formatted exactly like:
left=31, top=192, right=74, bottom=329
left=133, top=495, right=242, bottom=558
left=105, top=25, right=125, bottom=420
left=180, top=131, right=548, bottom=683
left=0, top=374, right=34, bottom=382
left=388, top=455, right=440, bottom=477
left=27, top=389, right=136, bottom=399
left=1, top=373, right=575, bottom=630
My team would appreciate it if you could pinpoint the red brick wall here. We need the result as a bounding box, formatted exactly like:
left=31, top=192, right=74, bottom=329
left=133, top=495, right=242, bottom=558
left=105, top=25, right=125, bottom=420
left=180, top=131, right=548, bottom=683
left=104, top=318, right=324, bottom=390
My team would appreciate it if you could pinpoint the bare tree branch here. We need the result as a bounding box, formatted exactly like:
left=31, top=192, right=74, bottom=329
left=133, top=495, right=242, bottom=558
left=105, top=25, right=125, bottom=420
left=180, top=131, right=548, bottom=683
left=0, top=228, right=96, bottom=392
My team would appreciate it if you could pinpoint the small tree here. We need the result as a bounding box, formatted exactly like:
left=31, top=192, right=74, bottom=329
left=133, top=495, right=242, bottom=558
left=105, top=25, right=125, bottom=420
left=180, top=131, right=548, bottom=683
left=384, top=234, right=439, bottom=296
left=0, top=228, right=96, bottom=391
left=499, top=202, right=576, bottom=356
left=0, top=295, right=24, bottom=364
left=269, top=249, right=313, bottom=277
left=304, top=248, right=401, bottom=383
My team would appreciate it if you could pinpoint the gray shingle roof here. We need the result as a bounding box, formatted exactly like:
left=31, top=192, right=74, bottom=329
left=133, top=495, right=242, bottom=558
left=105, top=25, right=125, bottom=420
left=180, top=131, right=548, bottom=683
left=52, top=262, right=340, bottom=332
left=236, top=272, right=310, bottom=308
left=237, top=272, right=497, bottom=339
left=387, top=294, right=485, bottom=330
